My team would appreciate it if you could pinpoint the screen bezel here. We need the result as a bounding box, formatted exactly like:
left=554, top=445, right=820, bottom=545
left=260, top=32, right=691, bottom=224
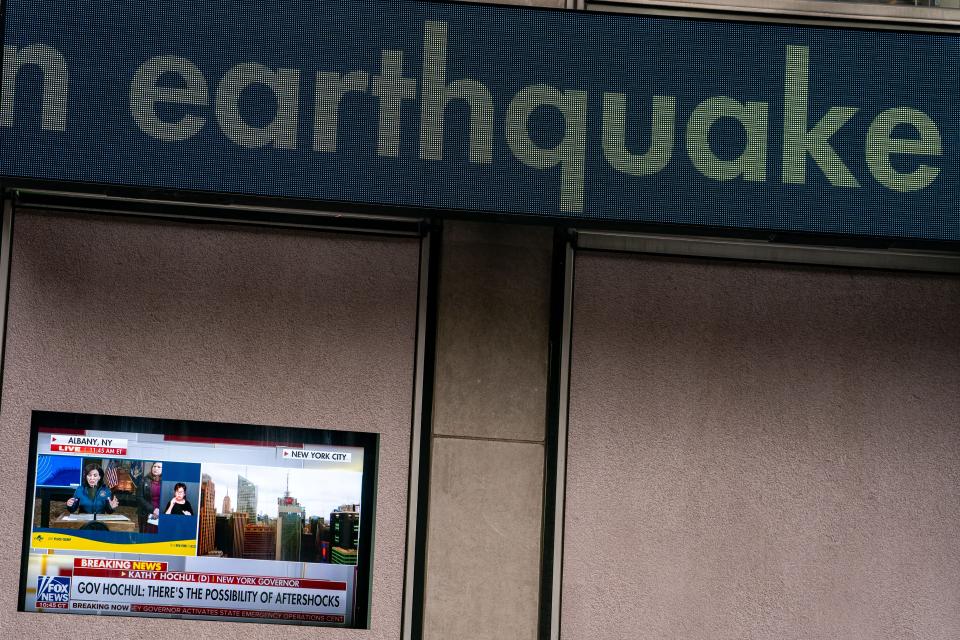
left=18, top=409, right=379, bottom=628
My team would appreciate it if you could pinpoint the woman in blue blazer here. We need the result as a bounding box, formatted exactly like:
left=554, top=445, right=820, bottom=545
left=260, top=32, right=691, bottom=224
left=66, top=463, right=119, bottom=514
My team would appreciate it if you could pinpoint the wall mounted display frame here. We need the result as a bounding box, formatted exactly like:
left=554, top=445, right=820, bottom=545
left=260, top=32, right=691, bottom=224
left=19, top=410, right=379, bottom=628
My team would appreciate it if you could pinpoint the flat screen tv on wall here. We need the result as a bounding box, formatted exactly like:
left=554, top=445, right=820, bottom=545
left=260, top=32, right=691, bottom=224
left=19, top=410, right=378, bottom=628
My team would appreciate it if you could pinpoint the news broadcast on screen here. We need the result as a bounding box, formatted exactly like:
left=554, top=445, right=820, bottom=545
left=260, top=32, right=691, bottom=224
left=19, top=411, right=378, bottom=628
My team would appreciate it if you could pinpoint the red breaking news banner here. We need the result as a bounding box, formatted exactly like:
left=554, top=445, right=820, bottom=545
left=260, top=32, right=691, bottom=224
left=74, top=558, right=168, bottom=571
left=72, top=565, right=347, bottom=590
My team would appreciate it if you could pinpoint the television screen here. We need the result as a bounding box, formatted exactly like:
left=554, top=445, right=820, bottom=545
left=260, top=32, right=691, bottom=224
left=19, top=411, right=377, bottom=628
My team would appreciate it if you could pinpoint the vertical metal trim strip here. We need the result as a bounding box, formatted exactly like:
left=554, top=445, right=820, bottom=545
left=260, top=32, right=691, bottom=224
left=403, top=230, right=432, bottom=639
left=0, top=199, right=13, bottom=394
left=403, top=222, right=440, bottom=640
left=538, top=228, right=568, bottom=638
left=549, top=240, right=575, bottom=640
left=2, top=199, right=27, bottom=610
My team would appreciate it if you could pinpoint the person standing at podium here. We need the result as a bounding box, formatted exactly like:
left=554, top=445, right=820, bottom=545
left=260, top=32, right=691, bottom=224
left=66, top=463, right=119, bottom=514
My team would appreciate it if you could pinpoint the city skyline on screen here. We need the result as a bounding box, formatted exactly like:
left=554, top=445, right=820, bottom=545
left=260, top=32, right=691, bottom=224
left=202, top=462, right=362, bottom=521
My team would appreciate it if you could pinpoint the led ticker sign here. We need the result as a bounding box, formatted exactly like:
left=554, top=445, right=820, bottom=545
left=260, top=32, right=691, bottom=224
left=1, top=0, right=958, bottom=241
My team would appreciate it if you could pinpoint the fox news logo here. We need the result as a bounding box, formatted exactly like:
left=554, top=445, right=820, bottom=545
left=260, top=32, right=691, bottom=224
left=36, top=576, right=70, bottom=603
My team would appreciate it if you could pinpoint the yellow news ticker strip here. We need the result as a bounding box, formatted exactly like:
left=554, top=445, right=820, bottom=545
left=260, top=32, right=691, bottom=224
left=32, top=533, right=196, bottom=555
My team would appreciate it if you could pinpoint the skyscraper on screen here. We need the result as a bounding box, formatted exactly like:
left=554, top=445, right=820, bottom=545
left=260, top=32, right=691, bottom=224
left=330, top=505, right=359, bottom=565
left=276, top=476, right=305, bottom=562
left=198, top=474, right=216, bottom=556
left=237, top=474, right=257, bottom=520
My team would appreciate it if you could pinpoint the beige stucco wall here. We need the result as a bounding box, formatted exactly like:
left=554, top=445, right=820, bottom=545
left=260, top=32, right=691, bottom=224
left=562, top=251, right=960, bottom=640
left=0, top=210, right=420, bottom=639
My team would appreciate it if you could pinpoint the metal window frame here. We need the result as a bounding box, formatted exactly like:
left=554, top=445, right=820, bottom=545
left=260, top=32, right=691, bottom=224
left=539, top=232, right=576, bottom=640
left=10, top=188, right=425, bottom=237
left=404, top=222, right=441, bottom=640
left=575, top=230, right=960, bottom=272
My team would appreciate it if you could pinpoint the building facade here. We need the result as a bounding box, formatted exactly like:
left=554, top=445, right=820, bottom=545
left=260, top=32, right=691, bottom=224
left=0, top=0, right=958, bottom=639
left=236, top=475, right=258, bottom=521
left=276, top=493, right=305, bottom=562
left=197, top=473, right=217, bottom=556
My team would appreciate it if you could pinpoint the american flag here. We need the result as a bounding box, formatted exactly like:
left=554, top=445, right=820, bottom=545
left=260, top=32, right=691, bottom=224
left=104, top=461, right=118, bottom=488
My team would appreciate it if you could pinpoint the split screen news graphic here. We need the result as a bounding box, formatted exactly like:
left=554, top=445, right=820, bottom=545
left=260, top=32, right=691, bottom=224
left=22, top=411, right=377, bottom=628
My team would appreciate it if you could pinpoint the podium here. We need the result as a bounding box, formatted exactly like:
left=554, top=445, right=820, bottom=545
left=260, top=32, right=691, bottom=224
left=54, top=513, right=137, bottom=533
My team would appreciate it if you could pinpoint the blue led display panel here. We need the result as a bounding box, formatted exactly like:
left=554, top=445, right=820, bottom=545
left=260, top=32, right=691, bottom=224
left=1, top=0, right=958, bottom=241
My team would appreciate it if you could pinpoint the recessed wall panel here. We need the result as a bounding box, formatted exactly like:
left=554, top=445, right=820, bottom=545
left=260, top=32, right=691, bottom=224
left=562, top=252, right=960, bottom=639
left=0, top=210, right=420, bottom=638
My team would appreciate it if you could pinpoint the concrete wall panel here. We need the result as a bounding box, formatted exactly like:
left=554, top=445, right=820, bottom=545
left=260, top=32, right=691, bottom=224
left=433, top=221, right=551, bottom=441
left=422, top=221, right=551, bottom=640
left=0, top=210, right=420, bottom=639
left=423, top=438, right=544, bottom=640
left=562, top=252, right=960, bottom=640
